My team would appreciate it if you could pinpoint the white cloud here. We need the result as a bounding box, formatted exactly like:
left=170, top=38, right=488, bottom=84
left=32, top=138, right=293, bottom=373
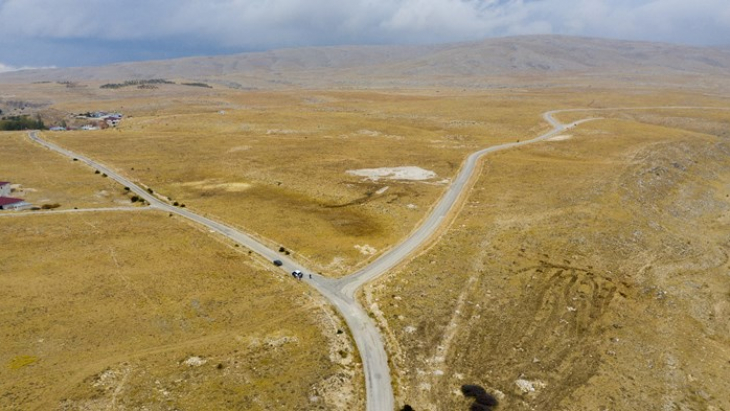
left=0, top=63, right=16, bottom=73
left=0, top=62, right=54, bottom=73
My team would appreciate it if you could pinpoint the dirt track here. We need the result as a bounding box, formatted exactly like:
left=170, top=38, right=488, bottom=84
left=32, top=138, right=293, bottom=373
left=27, top=105, right=727, bottom=410
left=25, top=109, right=586, bottom=411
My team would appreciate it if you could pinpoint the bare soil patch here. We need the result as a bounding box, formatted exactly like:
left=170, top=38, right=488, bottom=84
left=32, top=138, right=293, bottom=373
left=347, top=166, right=437, bottom=182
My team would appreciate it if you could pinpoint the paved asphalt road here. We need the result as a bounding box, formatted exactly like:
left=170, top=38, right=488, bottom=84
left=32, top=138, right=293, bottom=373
left=27, top=110, right=593, bottom=411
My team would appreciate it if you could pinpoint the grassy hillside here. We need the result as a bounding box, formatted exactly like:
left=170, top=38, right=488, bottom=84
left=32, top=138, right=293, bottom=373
left=370, top=108, right=730, bottom=410
left=2, top=36, right=729, bottom=90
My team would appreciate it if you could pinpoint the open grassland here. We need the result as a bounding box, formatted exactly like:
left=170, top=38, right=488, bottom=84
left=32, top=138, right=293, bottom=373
left=3, top=75, right=730, bottom=411
left=0, top=132, right=130, bottom=210
left=369, top=111, right=730, bottom=410
left=36, top=84, right=730, bottom=277
left=0, top=212, right=362, bottom=411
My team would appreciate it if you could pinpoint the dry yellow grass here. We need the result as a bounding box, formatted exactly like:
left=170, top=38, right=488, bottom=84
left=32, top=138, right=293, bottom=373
left=35, top=85, right=729, bottom=277
left=0, top=212, right=362, bottom=410
left=369, top=110, right=730, bottom=410
left=4, top=81, right=730, bottom=410
left=0, top=132, right=130, bottom=209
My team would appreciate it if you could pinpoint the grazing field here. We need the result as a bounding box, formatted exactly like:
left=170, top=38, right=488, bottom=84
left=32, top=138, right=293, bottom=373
left=36, top=85, right=730, bottom=277
left=0, top=131, right=130, bottom=210
left=3, top=77, right=730, bottom=410
left=0, top=212, right=362, bottom=411
left=369, top=110, right=730, bottom=410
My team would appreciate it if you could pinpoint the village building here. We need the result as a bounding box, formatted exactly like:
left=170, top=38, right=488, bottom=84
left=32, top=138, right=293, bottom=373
left=0, top=181, right=32, bottom=210
left=101, top=113, right=123, bottom=127
left=0, top=196, right=31, bottom=210
left=0, top=181, right=10, bottom=197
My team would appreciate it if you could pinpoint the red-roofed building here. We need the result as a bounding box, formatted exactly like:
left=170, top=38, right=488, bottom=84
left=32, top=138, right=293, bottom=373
left=0, top=197, right=31, bottom=210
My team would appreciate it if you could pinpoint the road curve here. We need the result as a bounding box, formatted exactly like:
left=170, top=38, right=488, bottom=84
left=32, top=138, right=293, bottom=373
left=335, top=111, right=594, bottom=299
left=27, top=109, right=596, bottom=411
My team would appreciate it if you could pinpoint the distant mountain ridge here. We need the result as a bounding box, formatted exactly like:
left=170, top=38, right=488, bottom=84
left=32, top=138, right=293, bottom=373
left=2, top=35, right=730, bottom=88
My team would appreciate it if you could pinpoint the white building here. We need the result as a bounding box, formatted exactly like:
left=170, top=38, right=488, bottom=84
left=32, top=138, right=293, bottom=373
left=0, top=181, right=10, bottom=197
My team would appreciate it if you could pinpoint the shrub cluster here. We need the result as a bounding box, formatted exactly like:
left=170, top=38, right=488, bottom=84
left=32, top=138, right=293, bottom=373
left=100, top=79, right=174, bottom=89
left=0, top=115, right=46, bottom=130
left=461, top=385, right=498, bottom=411
left=181, top=82, right=212, bottom=88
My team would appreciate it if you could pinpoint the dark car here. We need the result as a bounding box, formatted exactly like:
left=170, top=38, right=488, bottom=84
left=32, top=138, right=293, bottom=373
left=273, top=259, right=283, bottom=267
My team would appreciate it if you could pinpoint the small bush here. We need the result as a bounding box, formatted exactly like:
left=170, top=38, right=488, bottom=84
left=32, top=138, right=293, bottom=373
left=173, top=201, right=179, bottom=206
left=181, top=82, right=212, bottom=88
left=130, top=196, right=140, bottom=203
left=461, top=385, right=498, bottom=410
left=94, top=170, right=100, bottom=174
left=41, top=203, right=61, bottom=210
left=147, top=188, right=153, bottom=194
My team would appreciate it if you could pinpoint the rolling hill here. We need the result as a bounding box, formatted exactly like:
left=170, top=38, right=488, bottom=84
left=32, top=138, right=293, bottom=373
left=2, top=35, right=730, bottom=89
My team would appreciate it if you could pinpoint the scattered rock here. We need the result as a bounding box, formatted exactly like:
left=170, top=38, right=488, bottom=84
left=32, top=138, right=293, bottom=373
left=355, top=244, right=377, bottom=255
left=183, top=356, right=207, bottom=367
left=515, top=378, right=546, bottom=394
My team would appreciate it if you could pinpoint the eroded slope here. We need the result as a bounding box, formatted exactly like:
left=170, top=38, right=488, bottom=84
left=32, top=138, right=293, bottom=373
left=370, top=114, right=730, bottom=410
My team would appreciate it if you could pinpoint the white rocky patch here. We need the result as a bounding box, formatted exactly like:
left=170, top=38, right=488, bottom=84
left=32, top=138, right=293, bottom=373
left=375, top=186, right=390, bottom=195
left=347, top=166, right=436, bottom=181
left=515, top=378, right=546, bottom=393
left=183, top=356, right=207, bottom=367
left=355, top=244, right=377, bottom=255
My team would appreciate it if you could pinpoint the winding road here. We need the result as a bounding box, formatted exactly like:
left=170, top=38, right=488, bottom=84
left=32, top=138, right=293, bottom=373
left=28, top=109, right=595, bottom=411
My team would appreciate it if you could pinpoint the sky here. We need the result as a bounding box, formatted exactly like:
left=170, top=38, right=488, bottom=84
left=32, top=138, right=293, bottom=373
left=1, top=0, right=729, bottom=71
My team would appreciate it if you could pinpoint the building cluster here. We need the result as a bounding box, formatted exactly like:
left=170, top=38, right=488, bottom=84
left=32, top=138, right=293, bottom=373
left=50, top=111, right=123, bottom=131
left=0, top=181, right=32, bottom=211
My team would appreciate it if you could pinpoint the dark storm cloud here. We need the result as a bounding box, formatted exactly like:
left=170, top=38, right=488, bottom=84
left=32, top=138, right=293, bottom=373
left=1, top=0, right=728, bottom=68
